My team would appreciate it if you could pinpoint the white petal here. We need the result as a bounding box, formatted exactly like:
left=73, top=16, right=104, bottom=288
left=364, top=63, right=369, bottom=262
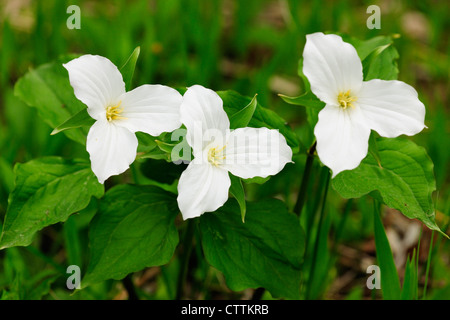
left=314, top=104, right=370, bottom=178
left=63, top=55, right=125, bottom=120
left=303, top=32, right=363, bottom=105
left=86, top=120, right=138, bottom=184
left=357, top=79, right=426, bottom=138
left=115, top=84, right=182, bottom=136
left=177, top=162, right=231, bottom=220
left=180, top=85, right=230, bottom=153
left=222, top=127, right=292, bottom=179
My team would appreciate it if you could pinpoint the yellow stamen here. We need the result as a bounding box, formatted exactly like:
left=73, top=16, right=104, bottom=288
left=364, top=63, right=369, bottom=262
left=207, top=145, right=226, bottom=167
left=337, top=90, right=357, bottom=109
left=106, top=101, right=126, bottom=121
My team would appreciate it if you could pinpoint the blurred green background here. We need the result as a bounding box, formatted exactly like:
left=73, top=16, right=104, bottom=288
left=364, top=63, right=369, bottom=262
left=0, top=0, right=448, bottom=299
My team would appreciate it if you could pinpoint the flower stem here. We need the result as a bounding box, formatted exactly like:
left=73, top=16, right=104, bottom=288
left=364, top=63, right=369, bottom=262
left=305, top=168, right=330, bottom=300
left=294, top=141, right=317, bottom=216
left=175, top=219, right=196, bottom=300
left=122, top=274, right=139, bottom=300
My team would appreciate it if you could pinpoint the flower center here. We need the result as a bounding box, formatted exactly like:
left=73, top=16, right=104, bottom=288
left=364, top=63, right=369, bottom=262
left=207, top=145, right=226, bottom=167
left=106, top=101, right=126, bottom=121
left=337, top=90, right=357, bottom=109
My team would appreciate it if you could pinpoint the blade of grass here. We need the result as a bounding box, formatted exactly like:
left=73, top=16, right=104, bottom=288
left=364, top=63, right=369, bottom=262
left=422, top=231, right=435, bottom=299
left=401, top=249, right=418, bottom=300
left=373, top=200, right=401, bottom=300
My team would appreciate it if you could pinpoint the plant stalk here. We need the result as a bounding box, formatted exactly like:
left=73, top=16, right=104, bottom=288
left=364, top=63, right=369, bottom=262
left=305, top=168, right=330, bottom=299
left=294, top=141, right=317, bottom=216
left=175, top=219, right=196, bottom=300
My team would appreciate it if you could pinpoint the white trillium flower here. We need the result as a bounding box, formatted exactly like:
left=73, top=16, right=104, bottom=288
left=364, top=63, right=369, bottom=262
left=177, top=85, right=293, bottom=220
left=63, top=54, right=182, bottom=183
left=303, top=32, right=426, bottom=178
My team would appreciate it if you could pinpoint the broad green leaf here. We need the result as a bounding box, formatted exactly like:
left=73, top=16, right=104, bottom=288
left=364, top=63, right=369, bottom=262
left=332, top=138, right=445, bottom=236
left=217, top=90, right=299, bottom=153
left=199, top=199, right=305, bottom=299
left=51, top=108, right=94, bottom=136
left=0, top=157, right=104, bottom=249
left=229, top=94, right=257, bottom=129
left=82, top=184, right=179, bottom=287
left=14, top=56, right=88, bottom=145
left=373, top=204, right=402, bottom=300
left=120, top=46, right=140, bottom=91
left=229, top=174, right=246, bottom=222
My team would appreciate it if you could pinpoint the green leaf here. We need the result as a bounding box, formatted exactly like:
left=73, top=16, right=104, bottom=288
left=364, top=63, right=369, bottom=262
left=51, top=108, right=94, bottom=136
left=0, top=157, right=103, bottom=249
left=344, top=34, right=394, bottom=61
left=401, top=250, right=418, bottom=300
left=1, top=270, right=59, bottom=300
left=362, top=44, right=399, bottom=81
left=343, top=34, right=399, bottom=81
left=373, top=203, right=402, bottom=300
left=229, top=174, right=246, bottom=222
left=279, top=91, right=324, bottom=110
left=14, top=56, right=89, bottom=145
left=368, top=132, right=382, bottom=169
left=120, top=46, right=141, bottom=91
left=332, top=138, right=446, bottom=236
left=82, top=184, right=179, bottom=287
left=199, top=199, right=305, bottom=299
left=229, top=94, right=257, bottom=129
left=217, top=90, right=299, bottom=153
left=279, top=91, right=324, bottom=130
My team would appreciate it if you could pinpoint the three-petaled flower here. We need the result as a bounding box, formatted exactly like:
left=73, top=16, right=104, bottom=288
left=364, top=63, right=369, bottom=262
left=303, top=32, right=426, bottom=177
left=177, top=85, right=293, bottom=219
left=64, top=54, right=182, bottom=183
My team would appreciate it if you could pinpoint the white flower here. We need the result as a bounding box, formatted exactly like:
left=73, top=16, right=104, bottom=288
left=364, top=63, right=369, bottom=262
left=303, top=32, right=426, bottom=177
left=177, top=85, right=293, bottom=220
left=63, top=55, right=182, bottom=183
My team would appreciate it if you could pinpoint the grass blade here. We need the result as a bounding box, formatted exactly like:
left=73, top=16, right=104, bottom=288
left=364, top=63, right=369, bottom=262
left=373, top=201, right=401, bottom=300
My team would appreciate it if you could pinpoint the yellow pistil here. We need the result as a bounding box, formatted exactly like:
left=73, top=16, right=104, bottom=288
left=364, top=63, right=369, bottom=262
left=337, top=90, right=357, bottom=110
left=207, top=145, right=226, bottom=167
left=106, top=101, right=126, bottom=121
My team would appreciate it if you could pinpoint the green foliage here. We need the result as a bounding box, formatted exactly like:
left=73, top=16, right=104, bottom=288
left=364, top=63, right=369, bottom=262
left=51, top=108, right=94, bottom=136
left=0, top=157, right=104, bottom=249
left=120, top=46, right=141, bottom=91
left=218, top=90, right=300, bottom=153
left=373, top=203, right=401, bottom=300
left=82, top=185, right=179, bottom=288
left=332, top=138, right=444, bottom=235
left=229, top=174, right=246, bottom=222
left=199, top=199, right=305, bottom=299
left=229, top=94, right=258, bottom=129
left=0, top=0, right=448, bottom=301
left=14, top=56, right=88, bottom=146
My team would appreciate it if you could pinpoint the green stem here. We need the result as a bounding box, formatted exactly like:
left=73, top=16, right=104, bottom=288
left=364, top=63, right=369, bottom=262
left=175, top=219, right=196, bottom=300
left=294, top=141, right=316, bottom=216
left=122, top=274, right=139, bottom=300
left=305, top=169, right=330, bottom=300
